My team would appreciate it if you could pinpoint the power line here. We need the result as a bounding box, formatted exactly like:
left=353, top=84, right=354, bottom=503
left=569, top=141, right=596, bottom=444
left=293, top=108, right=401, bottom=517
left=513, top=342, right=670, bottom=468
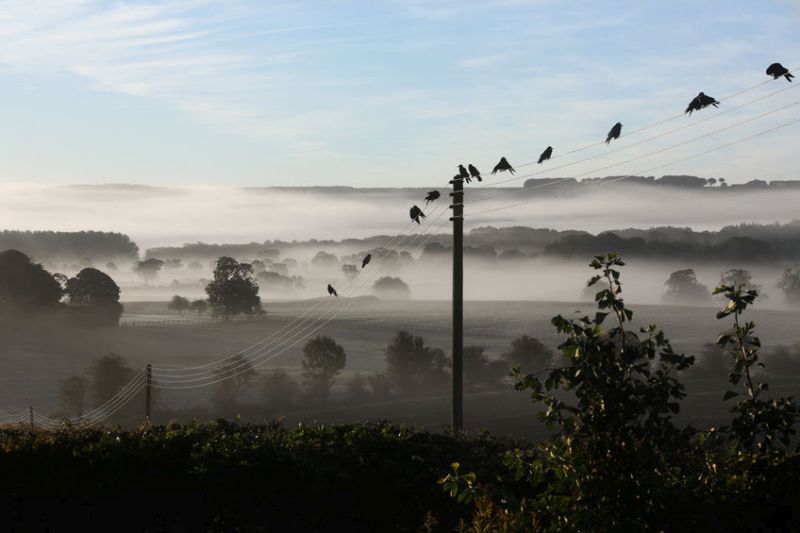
left=466, top=115, right=800, bottom=218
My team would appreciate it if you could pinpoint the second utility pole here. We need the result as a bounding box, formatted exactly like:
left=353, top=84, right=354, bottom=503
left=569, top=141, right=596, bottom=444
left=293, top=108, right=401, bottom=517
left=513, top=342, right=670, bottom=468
left=449, top=175, right=464, bottom=432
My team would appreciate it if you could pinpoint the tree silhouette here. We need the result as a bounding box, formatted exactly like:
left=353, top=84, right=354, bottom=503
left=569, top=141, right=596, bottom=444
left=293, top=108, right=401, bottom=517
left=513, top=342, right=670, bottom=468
left=168, top=295, right=190, bottom=316
left=212, top=354, right=256, bottom=411
left=134, top=258, right=165, bottom=286
left=205, top=256, right=261, bottom=319
left=384, top=331, right=447, bottom=394
left=190, top=299, right=208, bottom=314
left=65, top=267, right=123, bottom=325
left=0, top=249, right=63, bottom=311
left=302, top=335, right=347, bottom=400
left=663, top=269, right=711, bottom=304
left=58, top=376, right=86, bottom=417
left=372, top=276, right=411, bottom=300
left=502, top=335, right=555, bottom=373
left=87, top=353, right=134, bottom=406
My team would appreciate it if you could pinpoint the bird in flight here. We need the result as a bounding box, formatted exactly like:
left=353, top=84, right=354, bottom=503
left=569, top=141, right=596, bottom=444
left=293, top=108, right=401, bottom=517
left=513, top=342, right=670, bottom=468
left=361, top=254, right=371, bottom=269
left=492, top=157, right=515, bottom=174
left=327, top=284, right=338, bottom=297
left=425, top=190, right=440, bottom=204
left=766, top=63, right=794, bottom=82
left=684, top=92, right=719, bottom=115
left=468, top=164, right=482, bottom=182
left=605, top=122, right=622, bottom=144
left=409, top=205, right=426, bottom=224
left=538, top=146, right=553, bottom=164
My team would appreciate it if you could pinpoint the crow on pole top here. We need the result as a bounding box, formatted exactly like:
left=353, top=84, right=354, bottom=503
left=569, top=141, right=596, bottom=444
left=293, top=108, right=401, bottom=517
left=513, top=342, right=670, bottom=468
left=538, top=146, right=553, bottom=164
left=457, top=164, right=471, bottom=183
left=491, top=157, right=515, bottom=174
left=606, top=122, right=622, bottom=144
left=685, top=92, right=720, bottom=115
left=766, top=62, right=794, bottom=82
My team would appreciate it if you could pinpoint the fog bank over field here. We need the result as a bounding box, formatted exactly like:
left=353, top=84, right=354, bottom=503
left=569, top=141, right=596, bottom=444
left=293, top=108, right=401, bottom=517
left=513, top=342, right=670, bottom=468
left=2, top=182, right=800, bottom=249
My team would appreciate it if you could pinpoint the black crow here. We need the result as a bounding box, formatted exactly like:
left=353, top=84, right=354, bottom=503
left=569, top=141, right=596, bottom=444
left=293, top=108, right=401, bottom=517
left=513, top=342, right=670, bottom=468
left=767, top=62, right=794, bottom=82
left=410, top=205, right=426, bottom=224
left=425, top=190, right=440, bottom=204
left=468, top=164, right=482, bottom=182
left=491, top=157, right=515, bottom=174
left=685, top=92, right=719, bottom=115
left=327, top=284, right=338, bottom=297
left=458, top=164, right=470, bottom=180
left=606, top=122, right=622, bottom=144
left=538, top=146, right=553, bottom=164
left=361, top=254, right=371, bottom=268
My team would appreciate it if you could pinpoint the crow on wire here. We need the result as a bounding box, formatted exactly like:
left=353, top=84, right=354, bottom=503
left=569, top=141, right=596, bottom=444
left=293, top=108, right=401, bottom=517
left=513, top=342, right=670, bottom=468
left=361, top=254, right=371, bottom=268
left=766, top=62, right=794, bottom=82
left=468, top=164, right=482, bottom=182
left=327, top=284, right=338, bottom=296
left=491, top=157, right=515, bottom=174
left=606, top=122, right=622, bottom=144
left=410, top=205, right=426, bottom=224
left=684, top=92, right=720, bottom=115
left=425, top=190, right=440, bottom=204
left=538, top=146, right=553, bottom=164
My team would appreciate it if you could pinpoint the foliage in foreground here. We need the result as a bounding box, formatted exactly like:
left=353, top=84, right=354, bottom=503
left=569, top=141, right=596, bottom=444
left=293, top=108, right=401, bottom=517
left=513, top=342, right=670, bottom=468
left=441, top=254, right=800, bottom=532
left=0, top=421, right=515, bottom=532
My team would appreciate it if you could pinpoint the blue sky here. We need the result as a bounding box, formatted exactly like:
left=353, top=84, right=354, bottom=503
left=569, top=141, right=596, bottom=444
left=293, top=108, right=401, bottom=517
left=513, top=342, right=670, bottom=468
left=0, top=0, right=798, bottom=186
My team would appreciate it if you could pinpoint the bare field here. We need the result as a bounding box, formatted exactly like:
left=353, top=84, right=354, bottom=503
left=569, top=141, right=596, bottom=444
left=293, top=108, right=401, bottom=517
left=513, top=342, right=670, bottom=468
left=2, top=299, right=799, bottom=437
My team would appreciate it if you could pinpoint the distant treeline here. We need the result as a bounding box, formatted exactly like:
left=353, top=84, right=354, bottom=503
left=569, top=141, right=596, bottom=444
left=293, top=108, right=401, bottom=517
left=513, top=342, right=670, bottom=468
left=145, top=220, right=800, bottom=264
left=524, top=174, right=800, bottom=190
left=0, top=230, right=139, bottom=262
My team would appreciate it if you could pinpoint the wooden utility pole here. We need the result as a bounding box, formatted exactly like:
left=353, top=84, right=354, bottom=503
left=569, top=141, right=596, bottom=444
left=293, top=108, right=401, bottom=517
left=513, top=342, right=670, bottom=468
left=145, top=364, right=152, bottom=420
left=450, top=176, right=464, bottom=431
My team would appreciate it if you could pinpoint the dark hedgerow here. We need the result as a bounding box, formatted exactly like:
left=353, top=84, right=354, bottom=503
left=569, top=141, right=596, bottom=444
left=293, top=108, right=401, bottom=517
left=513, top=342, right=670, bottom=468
left=0, top=420, right=518, bottom=532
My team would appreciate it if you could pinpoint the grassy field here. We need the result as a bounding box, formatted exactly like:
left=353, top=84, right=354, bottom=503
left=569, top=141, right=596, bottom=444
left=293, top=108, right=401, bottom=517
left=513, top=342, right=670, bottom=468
left=1, top=298, right=799, bottom=437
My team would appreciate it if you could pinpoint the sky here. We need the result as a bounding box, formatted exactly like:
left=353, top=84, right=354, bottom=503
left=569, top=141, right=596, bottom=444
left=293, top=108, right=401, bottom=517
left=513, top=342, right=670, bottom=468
left=0, top=0, right=798, bottom=187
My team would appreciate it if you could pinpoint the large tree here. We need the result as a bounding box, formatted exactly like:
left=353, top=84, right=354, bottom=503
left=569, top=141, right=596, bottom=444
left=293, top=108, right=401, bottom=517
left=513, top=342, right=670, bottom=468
left=65, top=267, right=123, bottom=326
left=302, top=336, right=347, bottom=399
left=205, top=256, right=261, bottom=319
left=384, top=330, right=447, bottom=394
left=0, top=249, right=63, bottom=310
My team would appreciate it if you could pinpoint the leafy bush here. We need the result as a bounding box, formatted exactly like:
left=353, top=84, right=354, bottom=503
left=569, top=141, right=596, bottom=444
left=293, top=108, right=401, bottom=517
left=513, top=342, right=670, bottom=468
left=441, top=254, right=800, bottom=532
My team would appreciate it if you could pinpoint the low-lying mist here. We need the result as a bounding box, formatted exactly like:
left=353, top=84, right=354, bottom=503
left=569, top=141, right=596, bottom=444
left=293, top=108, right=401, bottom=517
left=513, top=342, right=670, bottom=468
left=3, top=182, right=800, bottom=250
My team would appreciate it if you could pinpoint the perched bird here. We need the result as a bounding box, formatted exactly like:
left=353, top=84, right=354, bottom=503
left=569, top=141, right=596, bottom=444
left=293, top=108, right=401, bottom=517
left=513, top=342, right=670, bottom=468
left=491, top=157, right=515, bottom=174
left=327, top=284, right=338, bottom=297
left=425, top=190, right=440, bottom=204
left=538, top=146, right=553, bottom=164
left=457, top=164, right=470, bottom=181
left=767, top=62, right=794, bottom=82
left=409, top=205, right=426, bottom=224
left=684, top=92, right=720, bottom=115
left=361, top=254, right=371, bottom=269
left=467, top=164, right=482, bottom=182
left=606, top=122, right=622, bottom=144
